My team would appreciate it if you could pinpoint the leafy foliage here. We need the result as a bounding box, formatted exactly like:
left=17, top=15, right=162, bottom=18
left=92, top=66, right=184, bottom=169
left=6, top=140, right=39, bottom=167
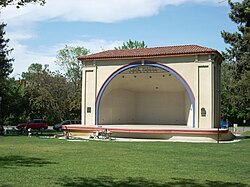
left=20, top=63, right=81, bottom=125
left=54, top=46, right=89, bottom=124
left=0, top=23, right=13, bottom=79
left=0, top=0, right=45, bottom=8
left=1, top=45, right=86, bottom=126
left=0, top=78, right=28, bottom=125
left=0, top=23, right=14, bottom=125
left=114, top=39, right=147, bottom=50
left=56, top=45, right=89, bottom=90
left=221, top=0, right=250, bottom=124
left=0, top=0, right=47, bottom=125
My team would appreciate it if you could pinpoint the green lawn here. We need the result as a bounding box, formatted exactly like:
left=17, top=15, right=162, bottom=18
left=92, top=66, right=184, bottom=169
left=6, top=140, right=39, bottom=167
left=0, top=134, right=250, bottom=187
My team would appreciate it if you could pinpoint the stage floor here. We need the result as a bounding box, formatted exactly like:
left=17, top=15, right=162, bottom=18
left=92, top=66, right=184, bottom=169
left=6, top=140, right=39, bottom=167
left=62, top=124, right=235, bottom=141
left=100, top=124, right=189, bottom=129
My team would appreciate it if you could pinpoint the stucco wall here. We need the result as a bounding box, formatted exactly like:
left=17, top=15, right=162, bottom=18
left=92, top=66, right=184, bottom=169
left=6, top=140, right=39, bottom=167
left=100, top=89, right=136, bottom=124
left=198, top=65, right=211, bottom=128
left=135, top=92, right=186, bottom=124
left=100, top=89, right=187, bottom=125
left=82, top=67, right=96, bottom=125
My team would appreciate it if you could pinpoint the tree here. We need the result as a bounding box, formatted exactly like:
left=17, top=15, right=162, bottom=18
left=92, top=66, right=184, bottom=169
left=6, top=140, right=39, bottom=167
left=21, top=63, right=77, bottom=125
left=0, top=0, right=46, bottom=126
left=21, top=64, right=53, bottom=122
left=114, top=39, right=147, bottom=50
left=0, top=23, right=13, bottom=79
left=0, top=78, right=29, bottom=126
left=56, top=46, right=89, bottom=121
left=221, top=0, right=250, bottom=125
left=0, top=23, right=14, bottom=125
left=0, top=0, right=45, bottom=8
left=56, top=45, right=89, bottom=90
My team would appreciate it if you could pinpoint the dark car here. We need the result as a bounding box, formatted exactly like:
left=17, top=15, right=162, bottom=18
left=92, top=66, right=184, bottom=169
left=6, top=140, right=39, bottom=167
left=53, top=120, right=81, bottom=131
left=16, top=119, right=48, bottom=131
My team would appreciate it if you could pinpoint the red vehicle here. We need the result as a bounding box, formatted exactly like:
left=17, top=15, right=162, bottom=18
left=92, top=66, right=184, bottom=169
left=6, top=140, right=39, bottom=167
left=16, top=119, right=48, bottom=131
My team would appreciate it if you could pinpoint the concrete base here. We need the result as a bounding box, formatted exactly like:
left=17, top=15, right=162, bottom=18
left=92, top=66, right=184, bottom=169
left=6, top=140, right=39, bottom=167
left=62, top=125, right=235, bottom=142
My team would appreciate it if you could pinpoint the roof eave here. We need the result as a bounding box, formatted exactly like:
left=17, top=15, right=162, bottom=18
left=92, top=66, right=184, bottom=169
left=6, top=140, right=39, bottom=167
left=78, top=51, right=223, bottom=62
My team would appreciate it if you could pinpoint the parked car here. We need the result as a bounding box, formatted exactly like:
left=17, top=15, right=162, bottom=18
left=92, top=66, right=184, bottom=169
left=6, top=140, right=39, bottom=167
left=16, top=119, right=48, bottom=131
left=53, top=120, right=81, bottom=131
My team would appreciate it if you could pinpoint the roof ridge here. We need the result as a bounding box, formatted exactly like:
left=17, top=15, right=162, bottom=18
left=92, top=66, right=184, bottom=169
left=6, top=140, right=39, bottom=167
left=105, top=44, right=214, bottom=52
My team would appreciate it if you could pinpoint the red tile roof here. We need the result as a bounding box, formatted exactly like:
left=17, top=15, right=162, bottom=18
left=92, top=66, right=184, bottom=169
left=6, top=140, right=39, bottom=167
left=78, top=45, right=222, bottom=61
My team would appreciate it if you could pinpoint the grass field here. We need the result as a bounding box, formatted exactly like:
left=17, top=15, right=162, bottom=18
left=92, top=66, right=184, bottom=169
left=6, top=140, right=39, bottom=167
left=0, top=132, right=250, bottom=187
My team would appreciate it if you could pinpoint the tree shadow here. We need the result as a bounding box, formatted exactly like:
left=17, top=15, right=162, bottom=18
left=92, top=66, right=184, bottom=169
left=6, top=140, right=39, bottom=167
left=0, top=184, right=13, bottom=187
left=0, top=155, right=57, bottom=168
left=235, top=135, right=250, bottom=140
left=0, top=184, right=14, bottom=187
left=57, top=176, right=249, bottom=187
left=243, top=136, right=250, bottom=139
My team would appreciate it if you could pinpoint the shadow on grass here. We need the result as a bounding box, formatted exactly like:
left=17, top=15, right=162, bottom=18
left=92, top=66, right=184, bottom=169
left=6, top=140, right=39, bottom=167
left=0, top=155, right=57, bottom=168
left=57, top=176, right=249, bottom=187
left=243, top=136, right=250, bottom=139
left=0, top=185, right=14, bottom=187
left=235, top=136, right=250, bottom=141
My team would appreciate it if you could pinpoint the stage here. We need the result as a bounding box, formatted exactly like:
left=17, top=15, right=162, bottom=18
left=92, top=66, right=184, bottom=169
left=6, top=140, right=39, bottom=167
left=62, top=124, right=235, bottom=142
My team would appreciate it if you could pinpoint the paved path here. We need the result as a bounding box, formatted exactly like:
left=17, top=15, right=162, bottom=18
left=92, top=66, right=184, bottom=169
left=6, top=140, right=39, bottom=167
left=229, top=127, right=250, bottom=134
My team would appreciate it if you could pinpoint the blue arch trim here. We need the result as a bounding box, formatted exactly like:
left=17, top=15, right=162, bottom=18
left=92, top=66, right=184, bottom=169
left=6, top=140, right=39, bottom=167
left=95, top=61, right=196, bottom=128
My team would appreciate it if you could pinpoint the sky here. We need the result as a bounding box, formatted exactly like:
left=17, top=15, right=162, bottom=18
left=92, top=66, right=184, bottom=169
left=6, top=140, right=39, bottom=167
left=0, top=0, right=239, bottom=77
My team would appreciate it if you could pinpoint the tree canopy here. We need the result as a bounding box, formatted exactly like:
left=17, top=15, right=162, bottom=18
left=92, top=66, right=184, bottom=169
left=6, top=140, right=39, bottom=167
left=114, top=39, right=147, bottom=50
left=0, top=46, right=87, bottom=126
left=0, top=0, right=45, bottom=8
left=56, top=45, right=89, bottom=90
left=0, top=23, right=13, bottom=79
left=221, top=0, right=250, bottom=124
left=0, top=0, right=46, bottom=126
left=21, top=64, right=75, bottom=124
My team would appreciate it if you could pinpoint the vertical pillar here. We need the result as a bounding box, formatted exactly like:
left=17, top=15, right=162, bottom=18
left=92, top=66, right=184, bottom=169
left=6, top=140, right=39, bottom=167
left=198, top=65, right=212, bottom=128
left=82, top=66, right=96, bottom=126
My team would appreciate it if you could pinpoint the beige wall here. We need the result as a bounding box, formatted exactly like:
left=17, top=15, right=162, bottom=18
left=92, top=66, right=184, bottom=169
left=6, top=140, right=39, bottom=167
left=100, top=90, right=188, bottom=125
left=82, top=67, right=96, bottom=125
left=198, top=65, right=211, bottom=128
left=100, top=89, right=136, bottom=124
left=135, top=92, right=186, bottom=124
left=99, top=71, right=190, bottom=125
